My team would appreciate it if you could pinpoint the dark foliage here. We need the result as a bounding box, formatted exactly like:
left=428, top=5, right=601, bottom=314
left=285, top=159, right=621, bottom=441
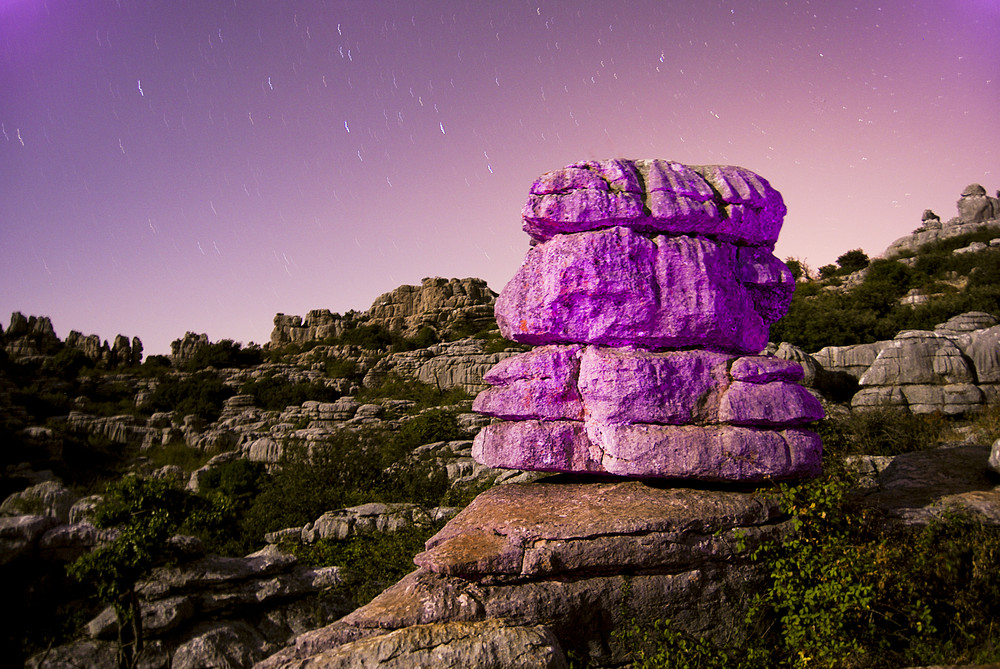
left=239, top=375, right=341, bottom=411
left=183, top=340, right=264, bottom=371
left=142, top=371, right=234, bottom=422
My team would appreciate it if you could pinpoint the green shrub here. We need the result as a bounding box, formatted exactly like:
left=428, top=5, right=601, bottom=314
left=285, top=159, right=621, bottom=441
left=239, top=375, right=340, bottom=411
left=358, top=374, right=471, bottom=409
left=184, top=340, right=264, bottom=371
left=395, top=409, right=465, bottom=449
left=816, top=405, right=945, bottom=458
left=618, top=472, right=1000, bottom=668
left=283, top=523, right=443, bottom=606
left=142, top=371, right=233, bottom=422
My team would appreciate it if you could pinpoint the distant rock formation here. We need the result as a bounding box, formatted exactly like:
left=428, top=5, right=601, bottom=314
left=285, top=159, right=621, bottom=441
left=883, top=183, right=1000, bottom=258
left=2, top=312, right=142, bottom=365
left=802, top=311, right=1000, bottom=415
left=269, top=310, right=354, bottom=348
left=269, top=277, right=497, bottom=347
left=169, top=332, right=209, bottom=367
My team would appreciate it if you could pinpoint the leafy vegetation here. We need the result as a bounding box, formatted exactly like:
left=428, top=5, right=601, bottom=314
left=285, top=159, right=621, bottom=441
left=67, top=477, right=196, bottom=668
left=772, top=230, right=1000, bottom=351
left=357, top=373, right=472, bottom=409
left=182, top=339, right=264, bottom=371
left=141, top=371, right=234, bottom=422
left=238, top=374, right=341, bottom=411
left=283, top=524, right=443, bottom=606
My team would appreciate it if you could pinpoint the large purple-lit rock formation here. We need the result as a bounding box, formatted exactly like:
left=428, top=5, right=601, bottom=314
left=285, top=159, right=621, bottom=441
left=474, top=159, right=823, bottom=482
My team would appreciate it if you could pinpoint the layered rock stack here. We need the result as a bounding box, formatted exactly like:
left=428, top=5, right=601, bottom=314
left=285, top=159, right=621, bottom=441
left=254, top=161, right=826, bottom=668
left=473, top=159, right=824, bottom=482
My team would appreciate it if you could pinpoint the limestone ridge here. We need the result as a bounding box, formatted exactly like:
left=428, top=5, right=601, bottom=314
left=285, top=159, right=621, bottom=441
left=478, top=159, right=823, bottom=482
left=1, top=312, right=142, bottom=366
left=269, top=277, right=497, bottom=346
left=882, top=182, right=1000, bottom=258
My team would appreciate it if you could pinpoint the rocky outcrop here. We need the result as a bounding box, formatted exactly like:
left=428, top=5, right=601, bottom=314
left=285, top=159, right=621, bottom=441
left=478, top=160, right=820, bottom=482
left=362, top=338, right=520, bottom=393
left=2, top=312, right=60, bottom=360
left=270, top=311, right=355, bottom=348
left=27, top=544, right=352, bottom=669
left=882, top=183, right=1000, bottom=258
left=803, top=312, right=1000, bottom=415
left=265, top=503, right=460, bottom=545
left=0, top=481, right=78, bottom=524
left=267, top=619, right=568, bottom=669
left=270, top=278, right=498, bottom=348
left=1, top=312, right=142, bottom=365
left=366, top=277, right=497, bottom=338
left=170, top=332, right=210, bottom=367
left=257, top=480, right=787, bottom=668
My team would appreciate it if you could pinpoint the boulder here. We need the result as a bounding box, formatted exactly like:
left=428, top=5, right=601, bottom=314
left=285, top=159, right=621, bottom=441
left=521, top=159, right=786, bottom=247
left=495, top=227, right=789, bottom=353
left=859, top=332, right=974, bottom=386
left=0, top=481, right=78, bottom=523
left=473, top=345, right=585, bottom=421
left=956, top=183, right=1000, bottom=224
left=0, top=514, right=58, bottom=565
left=171, top=622, right=268, bottom=669
left=269, top=620, right=568, bottom=669
left=473, top=420, right=821, bottom=482
left=256, top=481, right=787, bottom=668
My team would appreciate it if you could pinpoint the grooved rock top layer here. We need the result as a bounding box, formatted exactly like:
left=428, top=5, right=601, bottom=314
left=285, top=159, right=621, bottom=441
left=522, top=159, right=786, bottom=246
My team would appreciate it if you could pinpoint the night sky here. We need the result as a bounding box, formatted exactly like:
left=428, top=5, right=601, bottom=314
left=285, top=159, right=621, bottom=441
left=2, top=0, right=997, bottom=355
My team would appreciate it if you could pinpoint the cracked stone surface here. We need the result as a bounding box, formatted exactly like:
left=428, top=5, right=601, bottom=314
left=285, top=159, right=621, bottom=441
left=476, top=159, right=820, bottom=481
left=414, top=480, right=785, bottom=578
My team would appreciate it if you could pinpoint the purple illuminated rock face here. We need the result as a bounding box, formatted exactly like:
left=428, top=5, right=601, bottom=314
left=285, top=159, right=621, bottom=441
left=475, top=159, right=822, bottom=482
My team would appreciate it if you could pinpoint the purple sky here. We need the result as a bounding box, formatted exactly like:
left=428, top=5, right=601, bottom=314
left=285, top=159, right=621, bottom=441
left=2, top=0, right=997, bottom=355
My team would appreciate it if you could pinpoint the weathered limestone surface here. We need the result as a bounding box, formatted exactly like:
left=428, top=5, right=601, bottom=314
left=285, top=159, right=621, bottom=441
left=256, top=481, right=785, bottom=668
left=495, top=227, right=791, bottom=353
left=270, top=620, right=568, bottom=669
left=521, top=159, right=786, bottom=246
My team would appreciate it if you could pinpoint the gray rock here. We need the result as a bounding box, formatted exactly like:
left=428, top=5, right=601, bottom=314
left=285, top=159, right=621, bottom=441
left=1, top=481, right=78, bottom=523
left=859, top=332, right=973, bottom=386
left=812, top=341, right=888, bottom=380
left=246, top=436, right=283, bottom=463
left=172, top=622, right=268, bottom=669
left=271, top=620, right=568, bottom=669
left=363, top=338, right=519, bottom=394
left=298, top=503, right=459, bottom=543
left=69, top=495, right=103, bottom=524
left=25, top=640, right=118, bottom=668
left=0, top=514, right=58, bottom=565
left=858, top=445, right=1000, bottom=526
left=774, top=342, right=820, bottom=386
left=990, top=438, right=1000, bottom=475
left=935, top=311, right=999, bottom=336
left=967, top=325, right=1000, bottom=383
left=259, top=482, right=785, bottom=668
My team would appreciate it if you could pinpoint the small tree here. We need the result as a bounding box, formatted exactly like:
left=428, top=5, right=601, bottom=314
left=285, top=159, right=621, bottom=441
left=818, top=264, right=839, bottom=280
left=784, top=258, right=805, bottom=281
left=836, top=249, right=870, bottom=273
left=68, top=477, right=193, bottom=668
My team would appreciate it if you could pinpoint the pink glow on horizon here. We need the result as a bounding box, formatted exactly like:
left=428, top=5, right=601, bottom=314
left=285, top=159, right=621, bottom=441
left=1, top=1, right=997, bottom=355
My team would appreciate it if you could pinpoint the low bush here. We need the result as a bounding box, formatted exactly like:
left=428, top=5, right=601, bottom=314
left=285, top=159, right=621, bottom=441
left=141, top=371, right=233, bottom=422
left=283, top=523, right=443, bottom=606
left=816, top=405, right=945, bottom=458
left=618, top=472, right=1000, bottom=668
left=239, top=375, right=340, bottom=411
left=357, top=374, right=471, bottom=409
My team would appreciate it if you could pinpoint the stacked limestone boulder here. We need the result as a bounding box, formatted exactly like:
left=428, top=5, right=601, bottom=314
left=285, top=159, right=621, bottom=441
left=254, top=160, right=824, bottom=668
left=473, top=159, right=823, bottom=482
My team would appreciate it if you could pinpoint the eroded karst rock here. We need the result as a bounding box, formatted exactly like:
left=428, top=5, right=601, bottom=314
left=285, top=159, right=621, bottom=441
left=479, top=159, right=820, bottom=482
